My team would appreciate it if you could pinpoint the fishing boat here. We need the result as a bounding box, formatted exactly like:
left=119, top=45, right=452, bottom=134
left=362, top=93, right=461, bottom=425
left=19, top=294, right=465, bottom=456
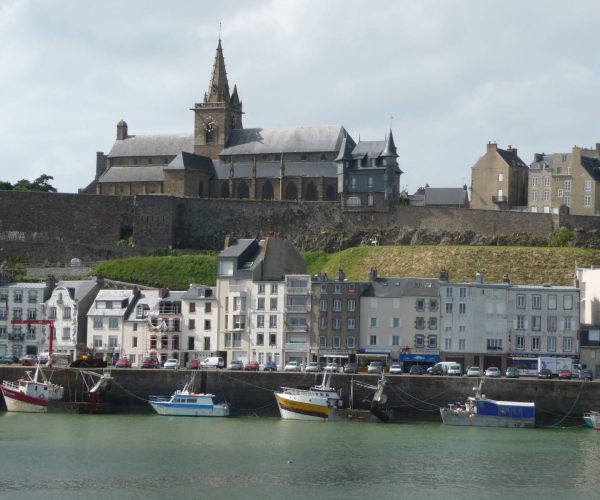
left=275, top=370, right=342, bottom=421
left=583, top=411, right=600, bottom=429
left=1, top=364, right=65, bottom=413
left=440, top=378, right=535, bottom=428
left=148, top=375, right=229, bottom=417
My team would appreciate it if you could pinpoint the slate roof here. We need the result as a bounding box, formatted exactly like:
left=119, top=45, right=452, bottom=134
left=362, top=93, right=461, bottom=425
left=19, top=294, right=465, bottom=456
left=580, top=156, right=600, bottom=182
left=497, top=148, right=528, bottom=168
left=108, top=134, right=194, bottom=157
left=220, top=126, right=347, bottom=155
left=423, top=187, right=469, bottom=206
left=97, top=166, right=165, bottom=183
left=362, top=277, right=440, bottom=298
left=181, top=285, right=216, bottom=300
left=164, top=152, right=215, bottom=173
left=212, top=159, right=337, bottom=179
left=56, top=279, right=98, bottom=301
left=218, top=238, right=260, bottom=258
left=351, top=140, right=386, bottom=159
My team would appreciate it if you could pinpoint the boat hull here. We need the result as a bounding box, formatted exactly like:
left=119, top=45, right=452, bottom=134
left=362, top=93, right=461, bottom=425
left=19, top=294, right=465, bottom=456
left=584, top=412, right=600, bottom=430
left=149, top=401, right=229, bottom=417
left=440, top=408, right=534, bottom=428
left=1, top=386, right=48, bottom=413
left=275, top=392, right=335, bottom=421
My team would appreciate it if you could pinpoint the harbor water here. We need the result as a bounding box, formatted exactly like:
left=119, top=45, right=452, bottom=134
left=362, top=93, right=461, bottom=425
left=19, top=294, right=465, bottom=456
left=1, top=413, right=599, bottom=500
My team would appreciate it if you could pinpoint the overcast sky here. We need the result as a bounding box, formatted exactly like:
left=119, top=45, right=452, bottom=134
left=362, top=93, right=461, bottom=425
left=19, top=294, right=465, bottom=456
left=2, top=0, right=600, bottom=193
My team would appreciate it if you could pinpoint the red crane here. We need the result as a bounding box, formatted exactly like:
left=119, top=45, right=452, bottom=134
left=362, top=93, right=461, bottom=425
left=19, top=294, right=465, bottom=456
left=11, top=319, right=56, bottom=356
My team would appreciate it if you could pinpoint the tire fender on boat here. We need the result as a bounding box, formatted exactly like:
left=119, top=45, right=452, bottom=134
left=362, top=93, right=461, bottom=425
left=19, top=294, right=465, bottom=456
left=39, top=393, right=46, bottom=400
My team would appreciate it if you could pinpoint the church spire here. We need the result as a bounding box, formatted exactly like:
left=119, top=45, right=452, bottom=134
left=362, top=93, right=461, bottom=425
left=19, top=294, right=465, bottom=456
left=206, top=37, right=231, bottom=104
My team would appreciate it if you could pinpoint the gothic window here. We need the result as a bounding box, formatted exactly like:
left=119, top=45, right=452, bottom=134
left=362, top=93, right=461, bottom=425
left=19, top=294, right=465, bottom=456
left=198, top=181, right=204, bottom=197
left=262, top=181, right=274, bottom=200
left=305, top=182, right=318, bottom=201
left=285, top=182, right=298, bottom=200
left=221, top=182, right=230, bottom=199
left=325, top=185, right=336, bottom=201
left=237, top=181, right=249, bottom=199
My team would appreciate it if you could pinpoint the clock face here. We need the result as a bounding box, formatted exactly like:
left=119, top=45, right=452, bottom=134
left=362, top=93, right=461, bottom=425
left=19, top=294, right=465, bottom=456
left=203, top=116, right=217, bottom=132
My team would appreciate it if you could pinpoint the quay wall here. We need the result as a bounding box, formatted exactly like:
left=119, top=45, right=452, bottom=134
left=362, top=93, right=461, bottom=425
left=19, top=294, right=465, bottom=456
left=0, top=367, right=596, bottom=423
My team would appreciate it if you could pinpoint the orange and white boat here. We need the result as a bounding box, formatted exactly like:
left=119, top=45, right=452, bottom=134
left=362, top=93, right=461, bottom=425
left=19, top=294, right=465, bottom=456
left=275, top=371, right=341, bottom=421
left=1, top=365, right=64, bottom=413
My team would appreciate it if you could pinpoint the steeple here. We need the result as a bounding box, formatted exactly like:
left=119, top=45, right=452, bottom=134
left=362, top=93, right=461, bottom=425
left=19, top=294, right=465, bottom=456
left=206, top=38, right=231, bottom=104
left=381, top=129, right=398, bottom=158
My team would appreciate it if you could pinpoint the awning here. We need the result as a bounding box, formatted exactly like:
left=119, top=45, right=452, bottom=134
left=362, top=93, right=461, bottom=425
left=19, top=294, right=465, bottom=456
left=400, top=353, right=440, bottom=363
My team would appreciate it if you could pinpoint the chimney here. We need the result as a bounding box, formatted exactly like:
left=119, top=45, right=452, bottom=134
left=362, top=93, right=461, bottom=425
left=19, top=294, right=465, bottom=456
left=116, top=119, right=128, bottom=140
left=596, top=143, right=600, bottom=156
left=533, top=153, right=543, bottom=163
left=487, top=141, right=497, bottom=153
left=96, top=273, right=105, bottom=288
left=507, top=145, right=518, bottom=155
left=439, top=270, right=449, bottom=282
left=158, top=288, right=169, bottom=298
left=368, top=268, right=378, bottom=282
left=475, top=272, right=484, bottom=285
left=503, top=273, right=510, bottom=284
left=337, top=269, right=346, bottom=282
left=45, top=275, right=57, bottom=291
left=96, top=152, right=107, bottom=180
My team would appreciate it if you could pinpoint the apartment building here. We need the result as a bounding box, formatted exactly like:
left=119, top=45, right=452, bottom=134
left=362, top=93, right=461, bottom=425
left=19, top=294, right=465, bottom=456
left=180, top=284, right=218, bottom=367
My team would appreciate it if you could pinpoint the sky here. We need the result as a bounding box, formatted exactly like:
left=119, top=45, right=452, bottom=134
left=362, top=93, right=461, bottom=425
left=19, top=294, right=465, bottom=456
left=1, top=0, right=600, bottom=194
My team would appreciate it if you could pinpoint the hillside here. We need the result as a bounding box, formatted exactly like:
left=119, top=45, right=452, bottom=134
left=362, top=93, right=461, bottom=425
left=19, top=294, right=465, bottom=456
left=91, top=246, right=600, bottom=289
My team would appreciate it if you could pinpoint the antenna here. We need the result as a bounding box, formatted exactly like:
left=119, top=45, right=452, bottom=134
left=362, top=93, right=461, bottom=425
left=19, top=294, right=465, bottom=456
left=219, top=21, right=222, bottom=39
left=389, top=115, right=394, bottom=129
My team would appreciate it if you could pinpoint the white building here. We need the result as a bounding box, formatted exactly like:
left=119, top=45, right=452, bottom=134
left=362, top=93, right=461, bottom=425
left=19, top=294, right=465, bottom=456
left=121, top=289, right=161, bottom=367
left=45, top=278, right=101, bottom=361
left=249, top=280, right=284, bottom=368
left=146, top=290, right=185, bottom=365
left=181, top=284, right=218, bottom=367
left=0, top=277, right=56, bottom=359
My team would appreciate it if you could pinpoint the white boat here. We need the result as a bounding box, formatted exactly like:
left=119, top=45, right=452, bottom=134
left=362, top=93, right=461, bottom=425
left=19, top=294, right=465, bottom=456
left=440, top=379, right=535, bottom=428
left=583, top=411, right=600, bottom=429
left=275, top=370, right=342, bottom=421
left=1, top=365, right=65, bottom=413
left=148, top=375, right=229, bottom=417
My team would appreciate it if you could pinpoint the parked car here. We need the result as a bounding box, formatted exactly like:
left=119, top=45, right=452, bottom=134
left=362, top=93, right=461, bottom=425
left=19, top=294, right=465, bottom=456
left=163, top=358, right=180, bottom=370
left=409, top=365, right=425, bottom=375
left=199, top=357, right=225, bottom=369
left=558, top=369, right=572, bottom=380
left=447, top=364, right=462, bottom=376
left=389, top=363, right=403, bottom=375
left=368, top=361, right=384, bottom=374
left=576, top=369, right=593, bottom=381
left=324, top=362, right=340, bottom=373
left=466, top=366, right=482, bottom=377
left=227, top=360, right=244, bottom=370
left=284, top=361, right=302, bottom=372
left=429, top=364, right=445, bottom=375
left=538, top=368, right=554, bottom=379
left=0, top=355, right=14, bottom=365
left=485, top=367, right=501, bottom=378
left=244, top=361, right=260, bottom=371
left=343, top=362, right=358, bottom=374
left=505, top=366, right=520, bottom=378
left=142, top=357, right=160, bottom=369
left=263, top=361, right=277, bottom=372
left=305, top=361, right=322, bottom=373
left=20, top=354, right=38, bottom=366
left=190, top=358, right=200, bottom=369
left=115, top=358, right=132, bottom=368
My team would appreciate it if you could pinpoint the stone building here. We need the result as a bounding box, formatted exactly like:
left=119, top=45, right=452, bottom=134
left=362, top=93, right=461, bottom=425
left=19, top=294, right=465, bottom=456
left=529, top=144, right=600, bottom=215
left=470, top=142, right=529, bottom=210
left=84, top=38, right=401, bottom=209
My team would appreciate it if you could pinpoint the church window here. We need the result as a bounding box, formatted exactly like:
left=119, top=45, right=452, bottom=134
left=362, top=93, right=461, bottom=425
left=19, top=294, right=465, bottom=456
left=262, top=181, right=274, bottom=200
left=306, top=182, right=318, bottom=201
left=221, top=182, right=230, bottom=198
left=325, top=185, right=336, bottom=201
left=238, top=182, right=249, bottom=199
left=148, top=158, right=153, bottom=164
left=301, top=154, right=307, bottom=161
left=285, top=183, right=298, bottom=200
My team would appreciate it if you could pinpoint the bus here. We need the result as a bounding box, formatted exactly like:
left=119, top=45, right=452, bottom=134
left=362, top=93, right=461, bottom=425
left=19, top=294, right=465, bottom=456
left=508, top=357, right=538, bottom=376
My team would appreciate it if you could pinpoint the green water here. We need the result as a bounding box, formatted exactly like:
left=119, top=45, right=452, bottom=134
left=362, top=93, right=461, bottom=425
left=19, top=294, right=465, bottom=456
left=0, top=413, right=598, bottom=500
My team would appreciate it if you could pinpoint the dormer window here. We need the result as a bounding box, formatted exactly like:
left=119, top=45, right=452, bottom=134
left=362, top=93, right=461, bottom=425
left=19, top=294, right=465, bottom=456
left=219, top=260, right=234, bottom=277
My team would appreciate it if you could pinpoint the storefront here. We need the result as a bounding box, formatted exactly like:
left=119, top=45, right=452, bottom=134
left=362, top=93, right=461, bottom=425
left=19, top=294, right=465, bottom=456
left=399, top=353, right=440, bottom=370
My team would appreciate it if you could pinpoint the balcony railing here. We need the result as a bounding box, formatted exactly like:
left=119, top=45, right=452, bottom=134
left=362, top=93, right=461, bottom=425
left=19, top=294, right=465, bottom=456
left=492, top=195, right=507, bottom=203
left=285, top=304, right=310, bottom=313
left=286, top=324, right=308, bottom=332
left=285, top=287, right=311, bottom=295
left=285, top=342, right=309, bottom=352
left=8, top=333, right=25, bottom=341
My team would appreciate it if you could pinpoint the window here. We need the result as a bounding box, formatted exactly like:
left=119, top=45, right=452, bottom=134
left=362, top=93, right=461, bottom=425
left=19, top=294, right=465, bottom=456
left=62, top=327, right=70, bottom=340
left=188, top=319, right=196, bottom=330
left=392, top=335, right=400, bottom=346
left=563, top=295, right=573, bottom=310
left=414, top=335, right=424, bottom=348
left=563, top=336, right=573, bottom=352
left=189, top=302, right=196, bottom=313
left=319, top=317, right=327, bottom=329
left=108, top=336, right=118, bottom=348
left=458, top=339, right=466, bottom=350
left=584, top=195, right=592, bottom=207
left=320, top=299, right=328, bottom=311
left=429, top=299, right=438, bottom=311
left=459, top=325, right=466, bottom=333
left=547, top=316, right=557, bottom=332
left=109, top=318, right=119, bottom=329
left=564, top=196, right=571, bottom=207
left=271, top=284, right=278, bottom=294
left=233, top=315, right=245, bottom=329
left=27, top=309, right=36, bottom=320
left=557, top=188, right=564, bottom=198
left=257, top=315, right=264, bottom=328
left=516, top=294, right=526, bottom=309
left=269, top=315, right=277, bottom=328
left=369, top=335, right=377, bottom=346
left=12, top=308, right=22, bottom=320
left=498, top=173, right=504, bottom=182
left=532, top=336, right=541, bottom=351
left=219, top=260, right=234, bottom=277
left=93, top=336, right=102, bottom=348
left=257, top=297, right=265, bottom=310
left=28, top=290, right=38, bottom=303
left=532, top=191, right=538, bottom=201
left=415, top=317, right=425, bottom=330
left=486, top=339, right=502, bottom=350
left=516, top=335, right=525, bottom=350
left=531, top=176, right=539, bottom=187
left=256, top=333, right=264, bottom=346
left=93, top=317, right=103, bottom=329
left=334, top=284, right=342, bottom=294
left=564, top=316, right=573, bottom=331
left=320, top=283, right=328, bottom=293
left=532, top=295, right=541, bottom=309
left=347, top=299, right=356, bottom=312
left=347, top=336, right=356, bottom=348
left=333, top=299, right=342, bottom=312
left=332, top=318, right=341, bottom=330
left=544, top=176, right=551, bottom=186
left=258, top=284, right=265, bottom=294
left=13, top=290, right=22, bottom=303
left=333, top=336, right=341, bottom=348
left=543, top=190, right=550, bottom=201
left=392, top=317, right=400, bottom=328
left=204, top=319, right=211, bottom=330
left=370, top=317, right=378, bottom=328
left=459, top=303, right=466, bottom=314
left=270, top=298, right=278, bottom=310
left=547, top=336, right=556, bottom=352
left=446, top=288, right=453, bottom=298
left=429, top=318, right=437, bottom=330
left=445, top=338, right=452, bottom=350
left=548, top=294, right=557, bottom=310
left=585, top=180, right=593, bottom=192
left=445, top=303, right=453, bottom=314
left=205, top=302, right=211, bottom=313
left=531, top=315, right=541, bottom=331
left=319, top=336, right=327, bottom=348
left=428, top=335, right=437, bottom=348
left=516, top=315, right=525, bottom=330
left=232, top=332, right=242, bottom=348
left=416, top=299, right=425, bottom=311
left=347, top=318, right=356, bottom=329
left=459, top=287, right=466, bottom=298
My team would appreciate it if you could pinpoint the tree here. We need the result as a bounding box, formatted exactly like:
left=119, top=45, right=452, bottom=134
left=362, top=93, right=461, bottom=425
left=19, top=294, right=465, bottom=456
left=0, top=180, right=13, bottom=191
left=11, top=174, right=57, bottom=193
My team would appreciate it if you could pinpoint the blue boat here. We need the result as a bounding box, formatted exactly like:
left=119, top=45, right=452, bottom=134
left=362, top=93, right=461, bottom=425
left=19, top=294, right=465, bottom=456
left=440, top=379, right=535, bottom=428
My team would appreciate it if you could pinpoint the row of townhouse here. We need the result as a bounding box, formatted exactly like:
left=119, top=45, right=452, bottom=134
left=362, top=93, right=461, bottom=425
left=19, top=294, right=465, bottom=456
left=2, top=239, right=598, bottom=375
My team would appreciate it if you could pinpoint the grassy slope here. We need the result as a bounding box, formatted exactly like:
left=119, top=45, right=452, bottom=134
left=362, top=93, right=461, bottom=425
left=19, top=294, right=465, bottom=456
left=91, top=246, right=600, bottom=288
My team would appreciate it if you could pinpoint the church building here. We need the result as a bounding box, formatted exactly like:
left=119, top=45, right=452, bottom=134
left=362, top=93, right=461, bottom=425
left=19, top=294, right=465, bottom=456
left=83, top=39, right=402, bottom=209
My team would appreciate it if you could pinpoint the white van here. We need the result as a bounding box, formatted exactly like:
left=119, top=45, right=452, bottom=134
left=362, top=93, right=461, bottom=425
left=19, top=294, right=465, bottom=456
left=447, top=364, right=462, bottom=376
left=199, top=357, right=225, bottom=369
left=428, top=361, right=459, bottom=375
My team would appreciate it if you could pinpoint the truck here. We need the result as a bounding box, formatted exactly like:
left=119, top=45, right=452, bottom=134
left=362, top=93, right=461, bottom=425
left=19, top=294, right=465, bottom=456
left=537, top=357, right=582, bottom=376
